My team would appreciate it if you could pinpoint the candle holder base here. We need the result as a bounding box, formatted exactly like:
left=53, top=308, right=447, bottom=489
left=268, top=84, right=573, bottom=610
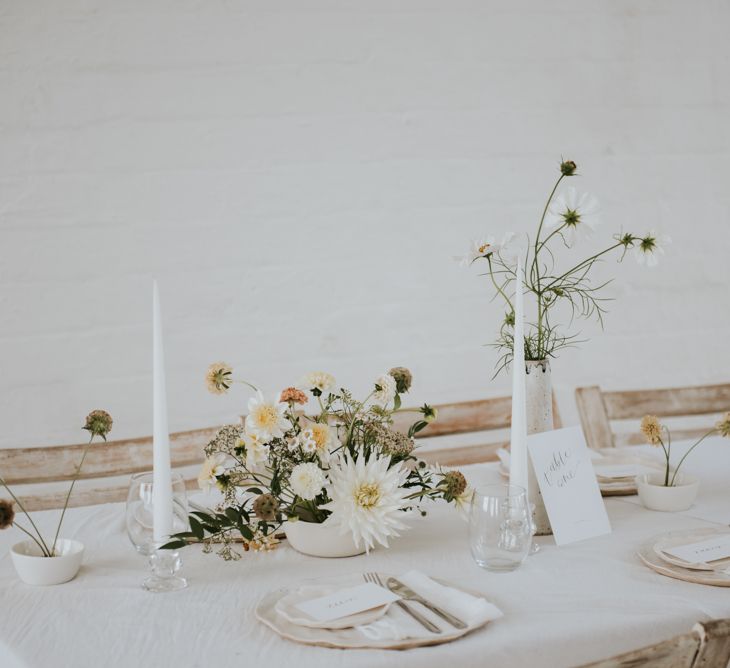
left=143, top=550, right=187, bottom=593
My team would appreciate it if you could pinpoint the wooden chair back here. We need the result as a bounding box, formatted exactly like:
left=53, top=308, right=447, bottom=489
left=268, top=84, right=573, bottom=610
left=0, top=428, right=220, bottom=511
left=579, top=618, right=730, bottom=668
left=397, top=393, right=562, bottom=467
left=1, top=393, right=562, bottom=510
left=575, top=383, right=730, bottom=450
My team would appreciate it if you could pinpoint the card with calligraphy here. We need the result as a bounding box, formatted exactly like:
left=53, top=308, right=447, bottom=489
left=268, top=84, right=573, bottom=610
left=527, top=426, right=611, bottom=546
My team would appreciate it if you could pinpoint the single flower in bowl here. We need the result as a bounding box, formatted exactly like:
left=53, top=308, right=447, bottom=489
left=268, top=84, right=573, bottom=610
left=636, top=412, right=730, bottom=512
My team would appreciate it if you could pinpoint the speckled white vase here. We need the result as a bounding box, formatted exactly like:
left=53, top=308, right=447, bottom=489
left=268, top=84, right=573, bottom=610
left=525, top=360, right=554, bottom=535
left=285, top=520, right=365, bottom=558
left=11, top=539, right=84, bottom=585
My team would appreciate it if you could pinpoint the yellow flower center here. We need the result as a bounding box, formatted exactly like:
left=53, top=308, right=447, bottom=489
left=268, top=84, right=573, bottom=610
left=355, top=483, right=381, bottom=509
left=310, top=424, right=328, bottom=450
left=254, top=404, right=279, bottom=428
left=478, top=243, right=491, bottom=254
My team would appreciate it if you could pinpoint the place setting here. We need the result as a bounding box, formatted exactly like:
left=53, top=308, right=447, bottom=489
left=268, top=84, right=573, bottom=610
left=256, top=570, right=503, bottom=649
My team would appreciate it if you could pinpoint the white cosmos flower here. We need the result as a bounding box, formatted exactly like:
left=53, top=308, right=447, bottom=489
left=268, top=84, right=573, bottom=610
left=246, top=392, right=288, bottom=440
left=372, top=373, right=397, bottom=407
left=197, top=453, right=227, bottom=491
left=452, top=237, right=496, bottom=266
left=322, top=454, right=411, bottom=552
left=544, top=187, right=601, bottom=246
left=634, top=230, right=671, bottom=267
left=300, top=371, right=336, bottom=394
left=289, top=462, right=326, bottom=501
left=241, top=430, right=270, bottom=471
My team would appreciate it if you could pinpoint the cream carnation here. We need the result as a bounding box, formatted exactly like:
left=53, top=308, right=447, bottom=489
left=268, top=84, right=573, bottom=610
left=300, top=371, right=336, bottom=394
left=197, top=453, right=226, bottom=491
left=289, top=462, right=326, bottom=501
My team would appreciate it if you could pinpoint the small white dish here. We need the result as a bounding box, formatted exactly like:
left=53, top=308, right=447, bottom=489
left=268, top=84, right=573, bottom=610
left=637, top=472, right=699, bottom=512
left=275, top=584, right=391, bottom=629
left=11, top=539, right=84, bottom=586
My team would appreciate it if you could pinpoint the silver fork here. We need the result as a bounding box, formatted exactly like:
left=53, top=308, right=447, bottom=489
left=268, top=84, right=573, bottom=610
left=364, top=572, right=441, bottom=634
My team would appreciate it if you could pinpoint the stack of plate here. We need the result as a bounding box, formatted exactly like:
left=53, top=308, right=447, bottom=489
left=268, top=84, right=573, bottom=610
left=255, top=573, right=497, bottom=649
left=637, top=528, right=730, bottom=587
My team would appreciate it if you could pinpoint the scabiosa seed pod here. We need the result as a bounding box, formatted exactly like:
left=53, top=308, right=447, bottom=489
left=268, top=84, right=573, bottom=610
left=83, top=410, right=113, bottom=440
left=253, top=493, right=280, bottom=521
left=560, top=159, right=577, bottom=176
left=0, top=500, right=15, bottom=530
left=443, top=470, right=467, bottom=500
left=388, top=367, right=413, bottom=394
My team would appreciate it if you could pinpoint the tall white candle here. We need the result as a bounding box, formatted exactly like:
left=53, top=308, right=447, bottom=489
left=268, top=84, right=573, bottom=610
left=152, top=281, right=173, bottom=543
left=509, top=254, right=528, bottom=493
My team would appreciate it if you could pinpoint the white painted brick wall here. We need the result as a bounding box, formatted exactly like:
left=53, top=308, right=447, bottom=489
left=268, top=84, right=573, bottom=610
left=1, top=0, right=728, bottom=448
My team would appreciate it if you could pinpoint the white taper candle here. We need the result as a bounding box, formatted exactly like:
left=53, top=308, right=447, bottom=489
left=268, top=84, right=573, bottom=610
left=509, top=254, right=528, bottom=493
left=152, top=281, right=173, bottom=543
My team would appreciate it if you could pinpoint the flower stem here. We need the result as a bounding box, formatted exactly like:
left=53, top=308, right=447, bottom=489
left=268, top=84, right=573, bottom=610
left=0, top=476, right=51, bottom=556
left=669, top=429, right=715, bottom=487
left=487, top=256, right=513, bottom=311
left=12, top=522, right=51, bottom=556
left=52, top=433, right=95, bottom=555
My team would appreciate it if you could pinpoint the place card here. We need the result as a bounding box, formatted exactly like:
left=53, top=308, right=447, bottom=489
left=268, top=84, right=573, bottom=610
left=527, top=426, right=612, bottom=546
left=294, top=582, right=399, bottom=622
left=663, top=535, right=730, bottom=564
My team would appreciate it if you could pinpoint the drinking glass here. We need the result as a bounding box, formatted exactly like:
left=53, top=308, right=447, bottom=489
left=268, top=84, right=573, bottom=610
left=469, top=484, right=532, bottom=571
left=125, top=471, right=189, bottom=592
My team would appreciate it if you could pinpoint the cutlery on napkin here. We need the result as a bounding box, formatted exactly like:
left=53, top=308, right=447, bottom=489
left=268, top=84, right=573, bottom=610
left=358, top=570, right=502, bottom=640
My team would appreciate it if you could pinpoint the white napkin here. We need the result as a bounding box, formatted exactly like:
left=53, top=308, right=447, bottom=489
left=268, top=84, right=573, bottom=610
left=358, top=570, right=502, bottom=640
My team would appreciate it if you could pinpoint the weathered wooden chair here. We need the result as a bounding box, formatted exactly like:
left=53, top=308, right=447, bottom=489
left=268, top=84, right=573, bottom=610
left=578, top=618, right=730, bottom=668
left=1, top=394, right=561, bottom=510
left=396, top=393, right=562, bottom=467
left=0, top=428, right=219, bottom=511
left=575, top=383, right=730, bottom=450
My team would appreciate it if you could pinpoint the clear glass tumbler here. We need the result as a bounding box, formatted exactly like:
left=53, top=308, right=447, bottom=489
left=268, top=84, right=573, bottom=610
left=469, top=483, right=532, bottom=571
left=125, top=472, right=189, bottom=556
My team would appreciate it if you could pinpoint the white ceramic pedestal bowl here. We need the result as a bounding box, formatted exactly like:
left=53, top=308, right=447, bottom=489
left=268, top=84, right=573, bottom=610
left=11, top=539, right=84, bottom=585
left=285, top=520, right=365, bottom=558
left=637, top=473, right=699, bottom=512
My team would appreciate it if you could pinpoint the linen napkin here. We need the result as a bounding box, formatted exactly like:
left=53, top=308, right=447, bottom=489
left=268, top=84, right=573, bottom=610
left=358, top=570, right=503, bottom=640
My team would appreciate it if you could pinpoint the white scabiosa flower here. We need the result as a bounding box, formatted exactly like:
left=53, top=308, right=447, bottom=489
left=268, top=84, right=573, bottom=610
left=245, top=392, right=288, bottom=440
left=197, top=453, right=227, bottom=491
left=289, top=462, right=326, bottom=500
left=299, top=429, right=318, bottom=454
left=372, top=373, right=397, bottom=407
left=322, top=454, right=410, bottom=552
left=299, top=371, right=336, bottom=395
left=634, top=230, right=671, bottom=267
left=545, top=187, right=601, bottom=246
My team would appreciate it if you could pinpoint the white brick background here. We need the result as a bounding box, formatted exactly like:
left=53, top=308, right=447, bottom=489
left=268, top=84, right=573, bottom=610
left=1, top=0, right=728, bottom=449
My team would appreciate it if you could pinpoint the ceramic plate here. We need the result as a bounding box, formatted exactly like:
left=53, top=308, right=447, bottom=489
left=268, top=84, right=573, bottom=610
left=274, top=584, right=391, bottom=629
left=652, top=528, right=730, bottom=572
left=256, top=573, right=495, bottom=650
left=637, top=532, right=730, bottom=587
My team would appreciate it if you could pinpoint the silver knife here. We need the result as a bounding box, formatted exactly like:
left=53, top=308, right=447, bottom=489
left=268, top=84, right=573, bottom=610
left=387, top=577, right=467, bottom=630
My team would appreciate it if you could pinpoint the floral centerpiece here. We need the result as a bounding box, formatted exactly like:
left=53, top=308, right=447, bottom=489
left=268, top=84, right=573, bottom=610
left=163, top=366, right=470, bottom=559
left=457, top=158, right=671, bottom=376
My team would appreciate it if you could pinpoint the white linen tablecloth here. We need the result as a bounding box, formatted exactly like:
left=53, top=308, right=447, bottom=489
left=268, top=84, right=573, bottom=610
left=1, top=440, right=728, bottom=668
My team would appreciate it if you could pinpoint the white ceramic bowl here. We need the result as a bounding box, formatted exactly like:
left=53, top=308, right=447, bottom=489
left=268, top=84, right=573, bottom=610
left=285, top=520, right=365, bottom=558
left=637, top=472, right=699, bottom=512
left=11, top=539, right=84, bottom=585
